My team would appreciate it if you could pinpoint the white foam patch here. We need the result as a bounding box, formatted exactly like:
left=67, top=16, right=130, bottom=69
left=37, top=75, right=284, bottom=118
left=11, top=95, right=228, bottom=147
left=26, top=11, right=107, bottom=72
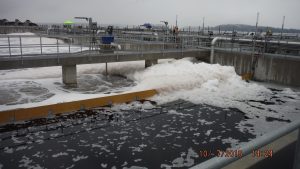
left=52, top=152, right=69, bottom=158
left=168, top=110, right=192, bottom=116
left=130, top=59, right=270, bottom=108
left=205, top=130, right=213, bottom=136
left=72, top=155, right=88, bottom=162
left=161, top=148, right=198, bottom=168
left=127, top=59, right=300, bottom=137
left=222, top=137, right=241, bottom=148
left=18, top=156, right=43, bottom=169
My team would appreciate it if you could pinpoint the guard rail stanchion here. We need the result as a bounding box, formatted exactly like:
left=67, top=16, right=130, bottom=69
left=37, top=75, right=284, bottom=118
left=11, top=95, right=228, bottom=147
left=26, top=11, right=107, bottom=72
left=56, top=39, right=59, bottom=63
left=19, top=36, right=23, bottom=64
left=40, top=36, right=43, bottom=54
left=8, top=36, right=11, bottom=57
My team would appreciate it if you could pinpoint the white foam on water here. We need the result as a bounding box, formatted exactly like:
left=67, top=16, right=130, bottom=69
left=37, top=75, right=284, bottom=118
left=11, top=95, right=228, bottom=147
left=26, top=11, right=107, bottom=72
left=0, top=60, right=149, bottom=111
left=18, top=156, right=43, bottom=169
left=72, top=155, right=88, bottom=162
left=130, top=58, right=271, bottom=108
left=120, top=58, right=300, bottom=139
left=52, top=152, right=69, bottom=158
left=0, top=32, right=86, bottom=56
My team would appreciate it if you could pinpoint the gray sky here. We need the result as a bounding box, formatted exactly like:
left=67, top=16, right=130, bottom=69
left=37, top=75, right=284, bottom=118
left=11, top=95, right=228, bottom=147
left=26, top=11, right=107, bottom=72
left=1, top=0, right=300, bottom=29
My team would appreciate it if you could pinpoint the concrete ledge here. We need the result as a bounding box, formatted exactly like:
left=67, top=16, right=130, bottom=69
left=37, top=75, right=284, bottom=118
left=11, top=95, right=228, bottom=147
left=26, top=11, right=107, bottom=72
left=0, top=89, right=158, bottom=124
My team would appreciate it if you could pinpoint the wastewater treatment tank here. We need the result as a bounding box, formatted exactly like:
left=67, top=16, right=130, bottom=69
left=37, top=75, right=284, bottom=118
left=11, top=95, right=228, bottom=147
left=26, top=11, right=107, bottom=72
left=0, top=54, right=300, bottom=169
left=0, top=82, right=300, bottom=169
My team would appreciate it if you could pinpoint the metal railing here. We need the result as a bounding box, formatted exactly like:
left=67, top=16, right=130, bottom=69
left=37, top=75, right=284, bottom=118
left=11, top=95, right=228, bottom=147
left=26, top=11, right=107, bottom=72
left=1, top=33, right=298, bottom=65
left=190, top=119, right=300, bottom=169
left=210, top=37, right=300, bottom=63
left=0, top=34, right=90, bottom=57
left=0, top=34, right=212, bottom=68
left=0, top=34, right=209, bottom=57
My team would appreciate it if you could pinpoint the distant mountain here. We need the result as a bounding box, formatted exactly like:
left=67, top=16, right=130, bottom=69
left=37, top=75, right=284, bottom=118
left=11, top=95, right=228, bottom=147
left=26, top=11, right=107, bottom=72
left=211, top=24, right=300, bottom=33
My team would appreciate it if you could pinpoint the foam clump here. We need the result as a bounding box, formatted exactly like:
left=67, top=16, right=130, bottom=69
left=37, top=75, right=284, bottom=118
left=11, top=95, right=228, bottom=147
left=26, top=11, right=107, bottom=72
left=130, top=59, right=271, bottom=108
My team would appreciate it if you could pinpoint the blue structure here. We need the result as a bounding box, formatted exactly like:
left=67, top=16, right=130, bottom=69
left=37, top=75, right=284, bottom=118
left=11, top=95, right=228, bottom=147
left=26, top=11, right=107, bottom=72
left=101, top=36, right=114, bottom=44
left=141, top=23, right=152, bottom=29
left=101, top=25, right=114, bottom=44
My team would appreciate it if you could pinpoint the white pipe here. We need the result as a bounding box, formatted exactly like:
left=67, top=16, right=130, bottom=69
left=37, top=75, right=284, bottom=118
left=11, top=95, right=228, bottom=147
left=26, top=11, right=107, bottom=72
left=210, top=37, right=231, bottom=63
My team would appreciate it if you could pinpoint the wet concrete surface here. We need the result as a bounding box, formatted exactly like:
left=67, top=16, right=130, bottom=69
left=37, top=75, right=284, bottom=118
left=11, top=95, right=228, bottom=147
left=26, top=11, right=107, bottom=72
left=0, top=100, right=255, bottom=169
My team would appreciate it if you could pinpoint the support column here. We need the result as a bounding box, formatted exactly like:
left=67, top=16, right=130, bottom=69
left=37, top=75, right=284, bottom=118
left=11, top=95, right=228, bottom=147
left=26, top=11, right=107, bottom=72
left=145, top=59, right=158, bottom=68
left=62, top=64, right=77, bottom=87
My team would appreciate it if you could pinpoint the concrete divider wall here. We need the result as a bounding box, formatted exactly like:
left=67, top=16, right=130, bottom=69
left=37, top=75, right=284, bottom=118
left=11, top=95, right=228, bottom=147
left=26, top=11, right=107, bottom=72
left=214, top=50, right=300, bottom=86
left=0, top=90, right=158, bottom=124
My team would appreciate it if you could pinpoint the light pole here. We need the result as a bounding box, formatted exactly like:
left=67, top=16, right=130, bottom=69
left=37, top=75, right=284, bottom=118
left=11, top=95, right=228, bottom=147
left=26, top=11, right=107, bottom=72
left=160, top=21, right=168, bottom=35
left=280, top=16, right=285, bottom=40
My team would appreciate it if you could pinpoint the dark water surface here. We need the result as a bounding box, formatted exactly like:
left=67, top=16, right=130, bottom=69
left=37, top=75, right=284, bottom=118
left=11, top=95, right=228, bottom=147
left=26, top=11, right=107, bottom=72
left=0, top=100, right=254, bottom=169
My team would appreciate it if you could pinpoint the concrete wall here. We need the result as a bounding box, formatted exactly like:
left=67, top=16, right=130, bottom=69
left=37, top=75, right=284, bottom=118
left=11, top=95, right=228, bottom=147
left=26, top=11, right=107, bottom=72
left=214, top=50, right=300, bottom=86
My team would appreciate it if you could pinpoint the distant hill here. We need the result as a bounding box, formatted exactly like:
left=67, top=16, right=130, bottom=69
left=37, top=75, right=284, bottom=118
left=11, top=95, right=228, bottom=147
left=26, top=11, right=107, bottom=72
left=211, top=24, right=300, bottom=33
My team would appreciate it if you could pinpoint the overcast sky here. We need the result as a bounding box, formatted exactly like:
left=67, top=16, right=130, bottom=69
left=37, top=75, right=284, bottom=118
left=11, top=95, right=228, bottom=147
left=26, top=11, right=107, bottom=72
left=1, top=0, right=300, bottom=29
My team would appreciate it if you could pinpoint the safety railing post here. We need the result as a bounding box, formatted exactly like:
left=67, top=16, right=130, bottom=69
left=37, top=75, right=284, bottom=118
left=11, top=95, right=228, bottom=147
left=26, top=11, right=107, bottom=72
left=40, top=36, right=43, bottom=55
left=181, top=36, right=183, bottom=57
left=141, top=36, right=143, bottom=57
left=19, top=36, right=23, bottom=63
left=80, top=36, right=82, bottom=53
left=163, top=35, right=165, bottom=56
left=8, top=36, right=11, bottom=57
left=69, top=40, right=71, bottom=53
left=56, top=39, right=59, bottom=63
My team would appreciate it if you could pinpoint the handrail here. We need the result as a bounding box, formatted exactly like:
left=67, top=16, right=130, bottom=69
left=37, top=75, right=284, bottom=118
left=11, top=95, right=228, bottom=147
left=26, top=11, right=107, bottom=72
left=210, top=36, right=300, bottom=63
left=190, top=120, right=300, bottom=169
